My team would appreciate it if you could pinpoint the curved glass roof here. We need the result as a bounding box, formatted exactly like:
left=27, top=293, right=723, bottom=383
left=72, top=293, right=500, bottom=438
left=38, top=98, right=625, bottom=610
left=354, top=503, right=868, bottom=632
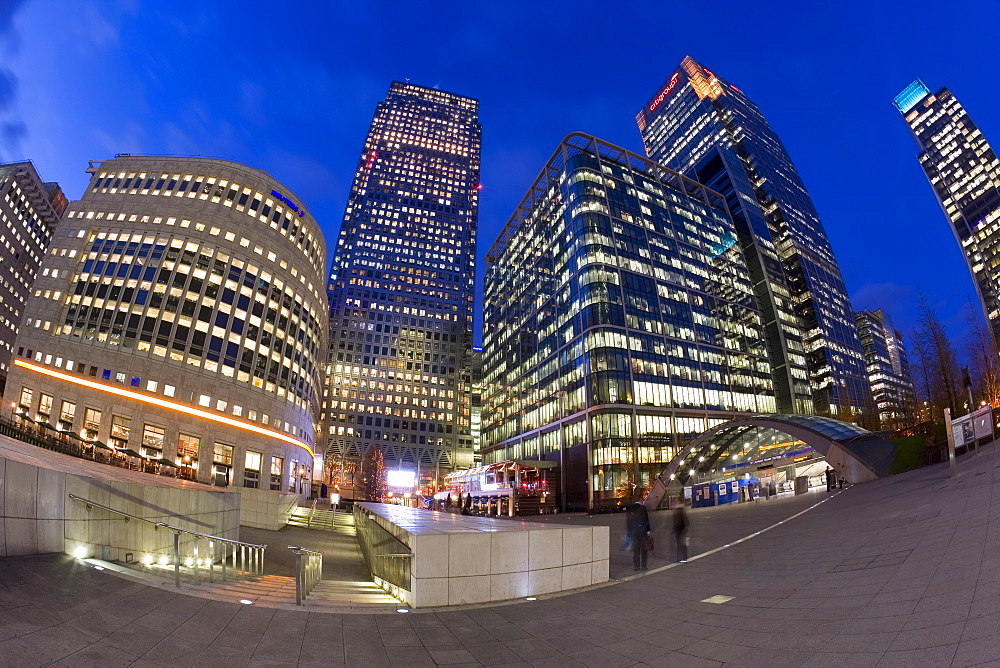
left=747, top=414, right=869, bottom=441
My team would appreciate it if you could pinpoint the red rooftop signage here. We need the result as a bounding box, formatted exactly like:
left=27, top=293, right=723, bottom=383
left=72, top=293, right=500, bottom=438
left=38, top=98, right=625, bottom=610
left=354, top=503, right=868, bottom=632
left=649, top=73, right=680, bottom=111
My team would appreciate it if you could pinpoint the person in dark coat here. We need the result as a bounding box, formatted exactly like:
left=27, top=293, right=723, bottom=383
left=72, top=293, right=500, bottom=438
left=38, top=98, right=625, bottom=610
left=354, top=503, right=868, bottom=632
left=320, top=482, right=328, bottom=500
left=627, top=502, right=652, bottom=571
left=673, top=504, right=689, bottom=562
left=825, top=467, right=835, bottom=492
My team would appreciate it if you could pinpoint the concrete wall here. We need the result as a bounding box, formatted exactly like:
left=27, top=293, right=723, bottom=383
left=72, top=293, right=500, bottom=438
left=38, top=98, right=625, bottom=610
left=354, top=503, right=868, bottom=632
left=358, top=503, right=609, bottom=608
left=237, top=486, right=300, bottom=530
left=0, top=455, right=240, bottom=560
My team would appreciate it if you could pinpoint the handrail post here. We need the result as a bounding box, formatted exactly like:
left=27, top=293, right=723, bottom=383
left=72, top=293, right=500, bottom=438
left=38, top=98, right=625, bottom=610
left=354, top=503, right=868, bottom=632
left=295, top=551, right=304, bottom=605
left=193, top=536, right=200, bottom=586
left=209, top=540, right=214, bottom=583
left=173, top=531, right=181, bottom=588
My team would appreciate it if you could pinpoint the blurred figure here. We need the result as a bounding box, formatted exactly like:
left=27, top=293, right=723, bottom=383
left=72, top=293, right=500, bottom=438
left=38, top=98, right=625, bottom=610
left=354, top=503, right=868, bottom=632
left=825, top=467, right=835, bottom=491
left=626, top=502, right=652, bottom=571
left=673, top=503, right=689, bottom=562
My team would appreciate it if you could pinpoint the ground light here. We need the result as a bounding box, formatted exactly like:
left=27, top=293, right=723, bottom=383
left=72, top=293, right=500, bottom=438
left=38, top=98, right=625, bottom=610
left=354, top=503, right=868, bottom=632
left=396, top=608, right=409, bottom=613
left=525, top=596, right=537, bottom=601
left=239, top=599, right=253, bottom=605
left=72, top=546, right=87, bottom=559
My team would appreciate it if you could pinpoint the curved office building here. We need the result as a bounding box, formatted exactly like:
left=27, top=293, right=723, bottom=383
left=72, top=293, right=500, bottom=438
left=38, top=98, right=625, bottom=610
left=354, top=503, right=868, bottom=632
left=6, top=156, right=327, bottom=490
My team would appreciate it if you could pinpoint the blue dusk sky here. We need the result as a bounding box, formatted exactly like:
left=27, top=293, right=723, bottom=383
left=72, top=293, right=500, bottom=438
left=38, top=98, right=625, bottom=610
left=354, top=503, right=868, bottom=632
left=1, top=0, right=997, bottom=353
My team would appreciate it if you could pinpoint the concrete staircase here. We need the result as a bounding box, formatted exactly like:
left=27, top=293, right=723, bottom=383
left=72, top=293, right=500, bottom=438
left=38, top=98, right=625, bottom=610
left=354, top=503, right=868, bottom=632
left=286, top=504, right=353, bottom=533
left=86, top=558, right=401, bottom=610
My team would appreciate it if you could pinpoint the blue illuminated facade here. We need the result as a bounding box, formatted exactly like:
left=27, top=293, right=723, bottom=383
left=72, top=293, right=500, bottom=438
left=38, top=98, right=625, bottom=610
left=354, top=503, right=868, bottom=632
left=893, top=80, right=932, bottom=114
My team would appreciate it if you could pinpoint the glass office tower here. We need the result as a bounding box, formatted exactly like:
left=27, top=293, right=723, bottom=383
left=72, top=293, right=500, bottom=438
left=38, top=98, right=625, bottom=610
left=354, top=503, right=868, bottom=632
left=638, top=57, right=872, bottom=424
left=894, top=80, right=1000, bottom=347
left=325, top=82, right=480, bottom=487
left=482, top=134, right=776, bottom=510
left=855, top=309, right=916, bottom=429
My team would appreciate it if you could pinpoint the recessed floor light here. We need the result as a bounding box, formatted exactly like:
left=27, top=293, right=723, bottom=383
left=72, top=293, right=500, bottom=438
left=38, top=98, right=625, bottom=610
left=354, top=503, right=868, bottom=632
left=701, top=595, right=734, bottom=604
left=396, top=608, right=410, bottom=613
left=239, top=599, right=253, bottom=605
left=526, top=596, right=537, bottom=601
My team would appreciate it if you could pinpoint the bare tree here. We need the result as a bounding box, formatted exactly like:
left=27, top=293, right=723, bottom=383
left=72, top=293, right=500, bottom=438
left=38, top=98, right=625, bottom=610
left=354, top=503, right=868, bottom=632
left=913, top=293, right=962, bottom=419
left=964, top=302, right=1000, bottom=408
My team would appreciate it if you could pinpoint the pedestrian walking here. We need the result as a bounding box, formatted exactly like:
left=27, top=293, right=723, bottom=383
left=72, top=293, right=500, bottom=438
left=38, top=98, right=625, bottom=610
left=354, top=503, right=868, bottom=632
left=626, top=502, right=652, bottom=571
left=673, top=503, right=689, bottom=562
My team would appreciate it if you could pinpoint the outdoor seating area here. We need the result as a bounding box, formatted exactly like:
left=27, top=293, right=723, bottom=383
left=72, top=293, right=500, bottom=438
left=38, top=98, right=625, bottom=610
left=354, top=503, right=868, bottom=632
left=1, top=413, right=184, bottom=480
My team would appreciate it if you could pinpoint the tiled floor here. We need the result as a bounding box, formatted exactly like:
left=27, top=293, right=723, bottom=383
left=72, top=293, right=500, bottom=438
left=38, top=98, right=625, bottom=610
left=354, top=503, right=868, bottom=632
left=3, top=446, right=1000, bottom=666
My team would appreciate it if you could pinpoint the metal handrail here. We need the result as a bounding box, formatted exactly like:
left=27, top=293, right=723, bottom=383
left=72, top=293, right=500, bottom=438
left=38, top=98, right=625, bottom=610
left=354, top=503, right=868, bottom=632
left=68, top=493, right=267, bottom=587
left=373, top=553, right=414, bottom=558
left=288, top=545, right=323, bottom=605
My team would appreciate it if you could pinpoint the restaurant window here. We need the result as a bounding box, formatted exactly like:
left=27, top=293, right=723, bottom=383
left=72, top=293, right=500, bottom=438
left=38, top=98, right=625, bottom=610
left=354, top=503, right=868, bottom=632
left=178, top=433, right=200, bottom=469
left=83, top=408, right=102, bottom=439
left=142, top=423, right=165, bottom=457
left=270, top=456, right=283, bottom=490
left=59, top=400, right=76, bottom=429
left=17, top=386, right=32, bottom=414
left=110, top=415, right=131, bottom=449
left=244, top=450, right=262, bottom=488
left=37, top=393, right=53, bottom=421
left=214, top=443, right=234, bottom=486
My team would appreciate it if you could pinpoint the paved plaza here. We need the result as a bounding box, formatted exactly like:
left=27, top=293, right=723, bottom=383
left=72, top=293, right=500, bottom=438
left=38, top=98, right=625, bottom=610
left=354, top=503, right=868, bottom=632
left=2, top=446, right=1000, bottom=666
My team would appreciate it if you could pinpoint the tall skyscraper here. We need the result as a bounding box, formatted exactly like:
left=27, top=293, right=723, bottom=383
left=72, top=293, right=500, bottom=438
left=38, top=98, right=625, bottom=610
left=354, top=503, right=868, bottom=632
left=0, top=161, right=66, bottom=392
left=324, top=82, right=480, bottom=486
left=483, top=134, right=776, bottom=510
left=855, top=309, right=916, bottom=430
left=637, top=56, right=873, bottom=423
left=7, top=156, right=327, bottom=489
left=894, top=80, right=1000, bottom=346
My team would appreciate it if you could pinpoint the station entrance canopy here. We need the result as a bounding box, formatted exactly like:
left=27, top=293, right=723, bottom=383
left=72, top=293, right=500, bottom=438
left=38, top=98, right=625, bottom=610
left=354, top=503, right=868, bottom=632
left=644, top=415, right=895, bottom=509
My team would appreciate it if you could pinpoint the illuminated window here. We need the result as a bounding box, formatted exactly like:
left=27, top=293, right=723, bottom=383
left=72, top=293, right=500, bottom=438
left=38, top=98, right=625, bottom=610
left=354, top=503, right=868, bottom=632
left=59, top=400, right=76, bottom=428
left=110, top=415, right=131, bottom=448
left=270, top=456, right=283, bottom=490
left=178, top=433, right=200, bottom=467
left=83, top=408, right=102, bottom=439
left=244, top=450, right=262, bottom=489
left=37, top=393, right=53, bottom=421
left=142, top=423, right=165, bottom=456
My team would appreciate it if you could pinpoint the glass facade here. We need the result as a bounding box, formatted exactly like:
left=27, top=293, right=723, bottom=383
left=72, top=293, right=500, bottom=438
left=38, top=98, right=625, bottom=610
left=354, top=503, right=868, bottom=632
left=324, top=82, right=480, bottom=481
left=637, top=57, right=873, bottom=424
left=895, top=81, right=1000, bottom=347
left=482, top=134, right=776, bottom=509
left=855, top=309, right=916, bottom=429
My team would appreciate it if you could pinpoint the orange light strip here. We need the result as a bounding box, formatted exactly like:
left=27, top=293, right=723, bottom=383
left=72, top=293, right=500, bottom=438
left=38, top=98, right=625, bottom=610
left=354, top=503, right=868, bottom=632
left=14, top=359, right=314, bottom=458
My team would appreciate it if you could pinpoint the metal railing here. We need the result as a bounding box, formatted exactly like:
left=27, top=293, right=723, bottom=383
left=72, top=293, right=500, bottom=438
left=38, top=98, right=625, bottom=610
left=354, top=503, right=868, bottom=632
left=68, top=493, right=266, bottom=587
left=288, top=545, right=323, bottom=605
left=3, top=414, right=190, bottom=480
left=354, top=505, right=413, bottom=591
